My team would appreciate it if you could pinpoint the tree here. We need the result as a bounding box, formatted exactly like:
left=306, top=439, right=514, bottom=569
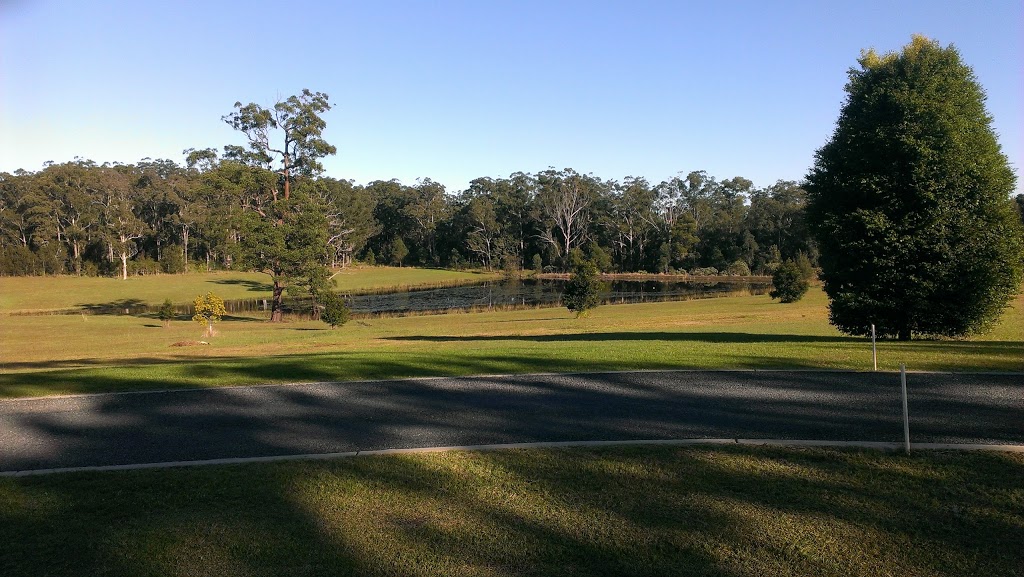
left=562, top=260, right=603, bottom=317
left=805, top=36, right=1024, bottom=340
left=192, top=292, right=226, bottom=337
left=222, top=89, right=336, bottom=201
left=221, top=91, right=337, bottom=321
left=235, top=190, right=332, bottom=322
left=157, top=298, right=176, bottom=327
left=319, top=291, right=350, bottom=329
left=388, top=236, right=409, bottom=266
left=770, top=260, right=810, bottom=303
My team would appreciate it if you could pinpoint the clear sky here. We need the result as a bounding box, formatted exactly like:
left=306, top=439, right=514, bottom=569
left=1, top=0, right=1021, bottom=194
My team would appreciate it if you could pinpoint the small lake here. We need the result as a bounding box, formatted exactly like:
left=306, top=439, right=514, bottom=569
left=61, top=277, right=771, bottom=318
left=224, top=278, right=771, bottom=318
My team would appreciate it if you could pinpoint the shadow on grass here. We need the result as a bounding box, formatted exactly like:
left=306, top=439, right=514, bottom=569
left=383, top=331, right=868, bottom=344
left=1, top=445, right=1022, bottom=576
left=208, top=278, right=274, bottom=292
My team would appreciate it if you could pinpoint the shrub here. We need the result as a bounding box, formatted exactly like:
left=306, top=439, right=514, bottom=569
left=563, top=260, right=604, bottom=317
left=770, top=260, right=810, bottom=303
left=725, top=260, right=751, bottom=276
left=319, top=291, right=350, bottom=329
left=157, top=299, right=176, bottom=327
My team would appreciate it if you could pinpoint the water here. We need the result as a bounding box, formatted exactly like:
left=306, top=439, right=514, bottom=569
left=220, top=278, right=770, bottom=318
left=60, top=278, right=771, bottom=318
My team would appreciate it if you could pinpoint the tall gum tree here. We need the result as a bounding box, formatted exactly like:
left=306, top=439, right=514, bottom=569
left=220, top=90, right=337, bottom=321
left=805, top=36, right=1024, bottom=340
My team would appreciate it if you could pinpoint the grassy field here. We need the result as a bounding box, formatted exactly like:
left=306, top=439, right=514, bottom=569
left=1, top=282, right=1021, bottom=398
left=0, top=267, right=496, bottom=312
left=2, top=445, right=1021, bottom=577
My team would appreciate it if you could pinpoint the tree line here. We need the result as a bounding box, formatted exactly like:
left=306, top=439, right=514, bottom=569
left=0, top=160, right=816, bottom=280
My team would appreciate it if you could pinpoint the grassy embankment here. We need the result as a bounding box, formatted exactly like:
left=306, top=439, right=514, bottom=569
left=1, top=269, right=1021, bottom=398
left=2, top=445, right=1021, bottom=576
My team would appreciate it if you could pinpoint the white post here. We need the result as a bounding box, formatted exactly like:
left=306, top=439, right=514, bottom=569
left=900, top=364, right=910, bottom=455
left=871, top=324, right=877, bottom=371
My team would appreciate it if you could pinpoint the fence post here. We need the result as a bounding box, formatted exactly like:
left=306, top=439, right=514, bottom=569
left=900, top=364, right=910, bottom=455
left=871, top=324, right=877, bottom=371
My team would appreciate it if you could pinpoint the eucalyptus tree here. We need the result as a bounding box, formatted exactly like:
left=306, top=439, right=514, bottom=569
left=95, top=165, right=148, bottom=280
left=36, top=161, right=100, bottom=273
left=222, top=89, right=336, bottom=200
left=220, top=90, right=337, bottom=320
left=302, top=177, right=379, bottom=267
left=535, top=168, right=599, bottom=268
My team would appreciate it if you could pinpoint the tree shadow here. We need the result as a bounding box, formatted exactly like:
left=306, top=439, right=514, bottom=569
left=2, top=444, right=1021, bottom=575
left=208, top=278, right=274, bottom=293
left=383, top=331, right=867, bottom=344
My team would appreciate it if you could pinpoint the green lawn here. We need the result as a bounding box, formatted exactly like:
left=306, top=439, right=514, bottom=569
left=0, top=266, right=496, bottom=312
left=1, top=286, right=1021, bottom=398
left=2, top=445, right=1021, bottom=577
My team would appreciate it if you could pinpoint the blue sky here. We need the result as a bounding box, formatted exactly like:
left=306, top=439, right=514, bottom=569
left=1, top=0, right=1021, bottom=194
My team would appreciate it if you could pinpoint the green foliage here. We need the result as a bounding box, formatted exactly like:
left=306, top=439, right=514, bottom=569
left=562, top=260, right=604, bottom=317
left=160, top=246, right=186, bottom=274
left=234, top=189, right=332, bottom=321
left=770, top=260, right=810, bottom=303
left=725, top=260, right=751, bottom=276
left=192, top=292, right=226, bottom=336
left=157, top=298, right=175, bottom=326
left=388, top=237, right=409, bottom=266
left=318, top=291, right=350, bottom=329
left=806, top=36, right=1024, bottom=339
left=532, top=253, right=543, bottom=275
left=364, top=248, right=376, bottom=266
left=586, top=240, right=613, bottom=273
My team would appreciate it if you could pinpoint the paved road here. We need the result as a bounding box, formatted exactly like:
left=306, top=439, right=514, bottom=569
left=1, top=370, right=1022, bottom=472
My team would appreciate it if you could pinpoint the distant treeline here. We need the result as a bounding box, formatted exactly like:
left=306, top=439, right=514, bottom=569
left=1, top=157, right=824, bottom=277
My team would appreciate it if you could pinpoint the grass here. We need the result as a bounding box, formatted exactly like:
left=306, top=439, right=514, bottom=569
left=2, top=445, right=1021, bottom=576
left=1, top=287, right=1021, bottom=398
left=0, top=266, right=496, bottom=313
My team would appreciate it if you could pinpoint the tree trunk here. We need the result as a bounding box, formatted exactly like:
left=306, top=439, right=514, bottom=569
left=182, top=227, right=189, bottom=268
left=120, top=251, right=128, bottom=280
left=270, top=279, right=285, bottom=322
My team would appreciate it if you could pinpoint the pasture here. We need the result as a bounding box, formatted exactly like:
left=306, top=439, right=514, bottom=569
left=1, top=270, right=1021, bottom=398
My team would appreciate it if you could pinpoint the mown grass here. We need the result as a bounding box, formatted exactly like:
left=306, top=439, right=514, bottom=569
left=1, top=288, right=1021, bottom=397
left=0, top=266, right=496, bottom=312
left=2, top=445, right=1021, bottom=577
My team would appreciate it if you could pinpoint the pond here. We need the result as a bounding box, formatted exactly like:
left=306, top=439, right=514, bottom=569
left=61, top=277, right=771, bottom=318
left=221, top=277, right=771, bottom=318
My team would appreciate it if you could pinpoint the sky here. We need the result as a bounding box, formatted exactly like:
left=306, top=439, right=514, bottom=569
left=1, top=0, right=1021, bottom=194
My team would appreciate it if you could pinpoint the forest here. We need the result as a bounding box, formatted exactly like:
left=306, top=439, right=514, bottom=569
left=0, top=157, right=816, bottom=279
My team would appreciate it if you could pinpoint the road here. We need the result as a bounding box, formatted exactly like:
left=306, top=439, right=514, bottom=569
left=1, top=370, right=1021, bottom=473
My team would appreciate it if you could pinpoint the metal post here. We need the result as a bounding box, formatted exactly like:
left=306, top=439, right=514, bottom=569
left=900, top=364, right=910, bottom=455
left=871, top=324, right=877, bottom=371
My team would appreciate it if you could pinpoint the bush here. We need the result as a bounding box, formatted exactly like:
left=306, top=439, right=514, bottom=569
left=363, top=248, right=376, bottom=266
left=532, top=254, right=543, bottom=275
left=563, top=260, right=604, bottom=317
left=128, top=256, right=161, bottom=276
left=157, top=299, right=176, bottom=327
left=770, top=260, right=810, bottom=303
left=319, top=291, right=350, bottom=329
left=689, top=267, right=719, bottom=276
left=725, top=260, right=751, bottom=276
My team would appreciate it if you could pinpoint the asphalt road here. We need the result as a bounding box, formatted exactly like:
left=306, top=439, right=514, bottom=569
left=1, top=370, right=1022, bottom=473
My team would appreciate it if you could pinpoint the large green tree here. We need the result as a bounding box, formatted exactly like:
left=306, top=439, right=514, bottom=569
left=806, top=36, right=1024, bottom=340
left=221, top=90, right=337, bottom=320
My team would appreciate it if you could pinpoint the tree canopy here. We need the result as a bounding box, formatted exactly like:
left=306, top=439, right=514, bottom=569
left=805, top=36, right=1024, bottom=340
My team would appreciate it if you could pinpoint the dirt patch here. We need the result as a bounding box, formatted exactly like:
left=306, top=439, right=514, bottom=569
left=170, top=340, right=210, bottom=347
